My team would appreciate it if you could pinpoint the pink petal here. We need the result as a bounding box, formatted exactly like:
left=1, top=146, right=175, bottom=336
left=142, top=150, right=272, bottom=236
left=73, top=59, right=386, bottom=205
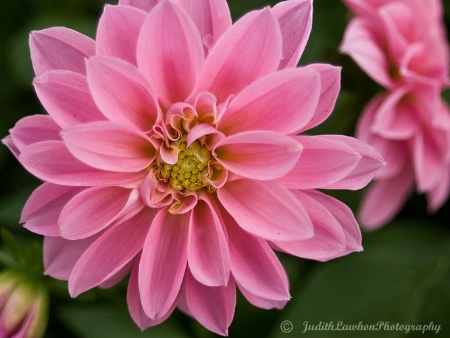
left=86, top=56, right=160, bottom=132
left=29, top=27, right=95, bottom=75
left=21, top=183, right=84, bottom=236
left=188, top=199, right=230, bottom=287
left=33, top=71, right=105, bottom=129
left=99, top=259, right=135, bottom=288
left=277, top=135, right=360, bottom=189
left=69, top=208, right=157, bottom=297
left=127, top=256, right=176, bottom=330
left=222, top=209, right=290, bottom=300
left=300, top=64, right=341, bottom=132
left=171, top=0, right=232, bottom=53
left=43, top=235, right=99, bottom=280
left=139, top=210, right=189, bottom=320
left=9, top=115, right=61, bottom=152
left=218, top=179, right=313, bottom=241
left=213, top=131, right=302, bottom=180
left=273, top=0, right=312, bottom=69
left=59, top=186, right=135, bottom=240
left=96, top=5, right=147, bottom=65
left=340, top=18, right=393, bottom=88
left=359, top=168, right=414, bottom=230
left=195, top=7, right=282, bottom=103
left=118, top=0, right=159, bottom=12
left=185, top=270, right=236, bottom=336
left=137, top=1, right=204, bottom=104
left=62, top=121, right=155, bottom=172
left=1, top=135, right=20, bottom=159
left=238, top=283, right=287, bottom=310
left=217, top=67, right=320, bottom=135
left=427, top=171, right=450, bottom=212
left=318, top=135, right=385, bottom=190
left=19, top=141, right=145, bottom=187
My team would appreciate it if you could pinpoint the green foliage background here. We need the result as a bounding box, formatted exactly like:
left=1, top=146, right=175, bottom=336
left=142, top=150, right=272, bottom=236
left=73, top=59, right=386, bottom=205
left=0, top=1, right=449, bottom=337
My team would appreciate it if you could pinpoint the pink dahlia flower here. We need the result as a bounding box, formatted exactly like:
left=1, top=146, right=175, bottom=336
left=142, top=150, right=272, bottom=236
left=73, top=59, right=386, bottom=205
left=340, top=0, right=450, bottom=229
left=3, top=0, right=384, bottom=334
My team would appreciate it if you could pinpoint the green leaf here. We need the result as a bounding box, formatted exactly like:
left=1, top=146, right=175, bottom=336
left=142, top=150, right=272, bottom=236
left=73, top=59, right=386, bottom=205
left=59, top=304, right=191, bottom=338
left=269, top=220, right=450, bottom=338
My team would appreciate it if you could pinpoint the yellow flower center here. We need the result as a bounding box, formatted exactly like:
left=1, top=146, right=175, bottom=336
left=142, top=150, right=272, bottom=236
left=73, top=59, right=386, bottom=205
left=160, top=138, right=212, bottom=191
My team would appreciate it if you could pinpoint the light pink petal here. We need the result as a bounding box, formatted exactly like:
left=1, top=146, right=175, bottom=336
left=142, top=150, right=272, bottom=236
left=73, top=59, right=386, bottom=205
left=171, top=0, right=232, bottom=53
left=318, top=135, right=385, bottom=190
left=372, top=88, right=418, bottom=139
left=238, top=283, right=287, bottom=310
left=359, top=168, right=415, bottom=230
left=222, top=209, right=290, bottom=301
left=118, top=0, right=159, bottom=12
left=86, top=56, right=160, bottom=132
left=214, top=131, right=302, bottom=180
left=185, top=270, right=235, bottom=336
left=127, top=256, right=176, bottom=330
left=59, top=186, right=134, bottom=240
left=9, top=115, right=61, bottom=152
left=218, top=179, right=313, bottom=241
left=139, top=210, right=189, bottom=320
left=1, top=135, right=20, bottom=159
left=96, top=5, right=147, bottom=65
left=300, top=64, right=341, bottom=132
left=273, top=0, right=312, bottom=69
left=217, top=67, right=320, bottom=135
left=427, top=171, right=450, bottom=212
left=21, top=183, right=84, bottom=236
left=19, top=141, right=145, bottom=187
left=188, top=199, right=230, bottom=287
left=272, top=190, right=361, bottom=262
left=186, top=123, right=224, bottom=148
left=29, top=27, right=95, bottom=75
left=277, top=135, right=360, bottom=189
left=69, top=208, right=157, bottom=297
left=99, top=259, right=135, bottom=289
left=43, top=235, right=99, bottom=280
left=62, top=121, right=155, bottom=172
left=195, top=7, right=282, bottom=103
left=137, top=1, right=204, bottom=104
left=33, top=71, right=105, bottom=129
left=340, top=18, right=393, bottom=88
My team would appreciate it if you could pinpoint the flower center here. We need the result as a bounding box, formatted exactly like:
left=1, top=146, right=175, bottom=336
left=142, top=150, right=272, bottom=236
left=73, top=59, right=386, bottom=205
left=160, top=138, right=212, bottom=191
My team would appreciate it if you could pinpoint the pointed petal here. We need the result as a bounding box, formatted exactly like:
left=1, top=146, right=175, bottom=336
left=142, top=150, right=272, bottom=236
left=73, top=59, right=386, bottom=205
left=318, top=135, right=385, bottom=190
left=214, top=131, right=302, bottom=180
left=218, top=179, right=313, bottom=241
left=188, top=199, right=230, bottom=287
left=218, top=67, right=320, bottom=135
left=62, top=121, right=155, bottom=172
left=2, top=135, right=20, bottom=159
left=277, top=135, right=360, bottom=189
left=19, top=141, right=145, bottom=187
left=43, top=235, right=99, bottom=280
left=86, top=56, right=160, bottom=132
left=195, top=8, right=282, bottom=103
left=359, top=168, right=414, bottom=230
left=30, top=27, right=95, bottom=75
left=96, top=5, right=147, bottom=65
left=273, top=0, right=312, bottom=69
left=33, top=71, right=105, bottom=129
left=21, top=183, right=84, bottom=236
left=59, top=186, right=135, bottom=240
left=118, top=0, right=159, bottom=12
left=137, top=1, right=204, bottom=103
left=222, top=210, right=290, bottom=300
left=9, top=115, right=61, bottom=152
left=300, top=64, right=341, bottom=132
left=185, top=270, right=235, bottom=336
left=139, top=210, right=189, bottom=320
left=171, top=0, right=232, bottom=53
left=238, top=283, right=287, bottom=310
left=340, top=18, right=393, bottom=88
left=69, top=208, right=156, bottom=297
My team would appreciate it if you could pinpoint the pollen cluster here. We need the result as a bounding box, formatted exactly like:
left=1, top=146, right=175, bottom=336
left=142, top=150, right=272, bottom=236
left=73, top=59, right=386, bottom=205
left=160, top=139, right=212, bottom=191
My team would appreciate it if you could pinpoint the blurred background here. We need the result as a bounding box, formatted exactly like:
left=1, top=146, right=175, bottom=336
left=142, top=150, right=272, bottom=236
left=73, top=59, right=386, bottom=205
left=0, top=0, right=449, bottom=337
